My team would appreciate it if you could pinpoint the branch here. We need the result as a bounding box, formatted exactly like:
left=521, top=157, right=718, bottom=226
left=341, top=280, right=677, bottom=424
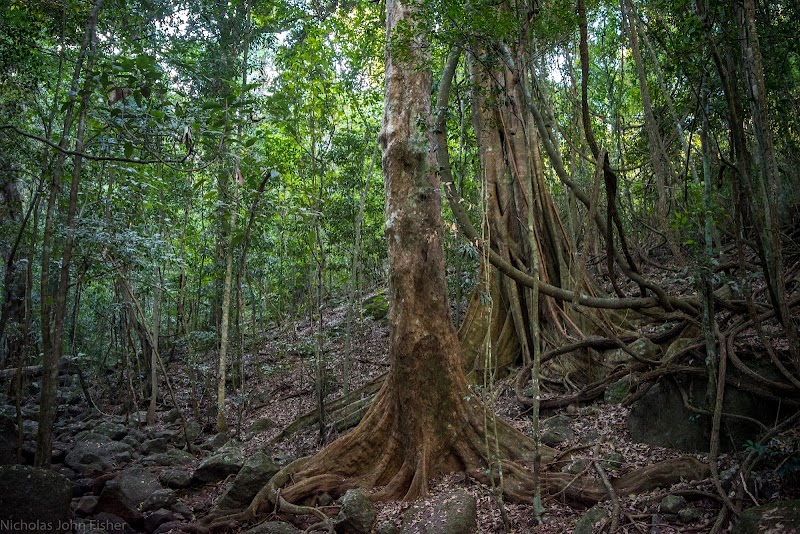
left=0, top=124, right=193, bottom=166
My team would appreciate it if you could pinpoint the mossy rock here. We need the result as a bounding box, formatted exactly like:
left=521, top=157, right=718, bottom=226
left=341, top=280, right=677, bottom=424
left=604, top=377, right=634, bottom=404
left=574, top=505, right=607, bottom=534
left=733, top=500, right=800, bottom=533
left=362, top=294, right=389, bottom=322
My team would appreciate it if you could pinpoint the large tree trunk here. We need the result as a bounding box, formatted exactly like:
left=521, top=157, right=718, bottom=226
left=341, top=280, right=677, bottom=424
left=458, top=45, right=594, bottom=383
left=262, top=0, right=711, bottom=513
left=277, top=0, right=538, bottom=504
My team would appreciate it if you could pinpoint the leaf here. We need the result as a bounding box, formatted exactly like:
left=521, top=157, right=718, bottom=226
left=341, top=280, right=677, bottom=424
left=124, top=141, right=134, bottom=159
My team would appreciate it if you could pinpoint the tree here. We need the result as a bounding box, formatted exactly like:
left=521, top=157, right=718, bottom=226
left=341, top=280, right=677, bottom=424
left=262, top=0, right=532, bottom=504
left=225, top=1, right=705, bottom=517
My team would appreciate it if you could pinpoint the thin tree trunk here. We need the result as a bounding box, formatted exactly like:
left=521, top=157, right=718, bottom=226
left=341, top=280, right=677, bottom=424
left=734, top=0, right=799, bottom=369
left=36, top=0, right=103, bottom=466
left=216, top=170, right=238, bottom=434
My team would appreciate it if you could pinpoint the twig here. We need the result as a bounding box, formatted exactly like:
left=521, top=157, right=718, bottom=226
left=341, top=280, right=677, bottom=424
left=592, top=443, right=620, bottom=533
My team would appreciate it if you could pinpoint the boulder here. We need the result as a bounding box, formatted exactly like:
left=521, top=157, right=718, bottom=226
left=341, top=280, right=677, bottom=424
left=335, top=489, right=376, bottom=534
left=141, top=488, right=177, bottom=512
left=362, top=293, right=389, bottom=322
left=192, top=444, right=243, bottom=484
left=153, top=520, right=185, bottom=534
left=732, top=499, right=800, bottom=534
left=96, top=466, right=162, bottom=529
left=604, top=377, right=634, bottom=404
left=215, top=452, right=280, bottom=510
left=141, top=438, right=170, bottom=455
left=628, top=374, right=784, bottom=452
left=65, top=441, right=133, bottom=476
left=244, top=521, right=301, bottom=534
left=201, top=432, right=230, bottom=450
left=574, top=504, right=607, bottom=534
left=0, top=412, right=17, bottom=465
left=660, top=494, right=687, bottom=514
left=375, top=521, right=399, bottom=534
left=159, top=468, right=192, bottom=489
left=143, top=508, right=178, bottom=534
left=401, top=489, right=476, bottom=534
left=92, top=421, right=127, bottom=440
left=541, top=414, right=574, bottom=447
left=0, top=465, right=73, bottom=533
left=143, top=449, right=194, bottom=467
left=75, top=495, right=99, bottom=516
left=90, top=511, right=135, bottom=534
left=246, top=418, right=274, bottom=438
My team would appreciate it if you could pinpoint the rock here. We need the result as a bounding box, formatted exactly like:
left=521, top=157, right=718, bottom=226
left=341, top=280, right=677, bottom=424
left=0, top=413, right=18, bottom=465
left=574, top=504, right=607, bottom=534
left=362, top=293, right=389, bottom=322
left=91, top=512, right=135, bottom=534
left=401, top=489, right=476, bottom=534
left=247, top=417, right=274, bottom=437
left=96, top=466, right=162, bottom=529
left=244, top=521, right=301, bottom=534
left=335, top=489, right=376, bottom=534
left=0, top=465, right=73, bottom=533
left=602, top=451, right=623, bottom=471
left=192, top=444, right=243, bottom=484
left=171, top=501, right=193, bottom=518
left=375, top=521, right=399, bottom=534
left=22, top=419, right=38, bottom=436
left=153, top=520, right=185, bottom=534
left=604, top=377, right=634, bottom=404
left=664, top=338, right=701, bottom=361
left=162, top=409, right=181, bottom=424
left=75, top=429, right=113, bottom=443
left=562, top=459, right=589, bottom=475
left=660, top=494, right=687, bottom=514
left=649, top=513, right=670, bottom=534
left=159, top=468, right=193, bottom=489
left=53, top=464, right=75, bottom=479
left=678, top=507, right=703, bottom=523
left=143, top=449, right=195, bottom=467
left=142, top=488, right=177, bottom=512
left=185, top=421, right=203, bottom=441
left=143, top=508, right=178, bottom=533
left=215, top=452, right=280, bottom=510
left=90, top=421, right=128, bottom=441
left=65, top=441, right=133, bottom=476
left=628, top=374, right=782, bottom=452
left=630, top=338, right=660, bottom=360
left=141, top=438, right=170, bottom=455
left=541, top=414, right=574, bottom=447
left=201, top=432, right=230, bottom=450
left=732, top=499, right=800, bottom=534
left=75, top=495, right=99, bottom=516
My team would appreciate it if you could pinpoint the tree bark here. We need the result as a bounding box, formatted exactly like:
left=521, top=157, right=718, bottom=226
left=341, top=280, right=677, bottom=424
left=36, top=0, right=103, bottom=466
left=276, top=1, right=540, bottom=504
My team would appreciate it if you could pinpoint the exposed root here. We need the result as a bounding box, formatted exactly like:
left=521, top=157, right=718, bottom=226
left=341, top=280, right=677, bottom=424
left=265, top=383, right=710, bottom=513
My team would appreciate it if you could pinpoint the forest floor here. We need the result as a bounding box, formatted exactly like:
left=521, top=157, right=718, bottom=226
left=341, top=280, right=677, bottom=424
left=5, top=271, right=799, bottom=533
left=167, top=287, right=796, bottom=533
